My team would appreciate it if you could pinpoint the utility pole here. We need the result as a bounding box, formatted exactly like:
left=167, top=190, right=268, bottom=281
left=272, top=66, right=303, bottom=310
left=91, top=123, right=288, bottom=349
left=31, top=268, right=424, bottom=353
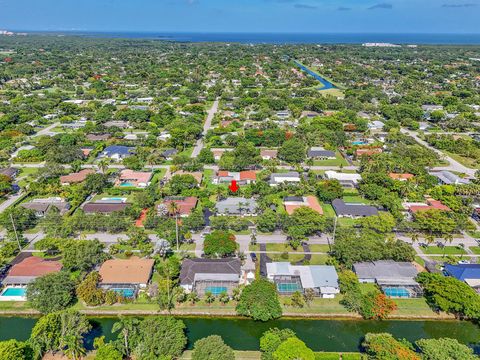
left=330, top=216, right=338, bottom=252
left=10, top=213, right=21, bottom=252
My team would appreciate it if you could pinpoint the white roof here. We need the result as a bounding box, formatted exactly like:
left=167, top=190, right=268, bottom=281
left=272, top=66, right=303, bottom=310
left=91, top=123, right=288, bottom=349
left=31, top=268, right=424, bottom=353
left=266, top=262, right=338, bottom=289
left=325, top=171, right=362, bottom=182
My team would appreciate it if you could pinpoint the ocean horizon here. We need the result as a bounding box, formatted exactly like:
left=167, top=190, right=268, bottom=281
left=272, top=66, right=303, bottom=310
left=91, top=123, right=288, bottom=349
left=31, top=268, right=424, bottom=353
left=15, top=31, right=480, bottom=45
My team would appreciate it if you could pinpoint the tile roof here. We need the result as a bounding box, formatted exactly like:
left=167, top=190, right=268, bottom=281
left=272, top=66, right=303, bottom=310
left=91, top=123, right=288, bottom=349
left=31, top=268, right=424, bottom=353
left=83, top=202, right=130, bottom=213
left=388, top=173, right=414, bottom=180
left=8, top=256, right=62, bottom=277
left=162, top=196, right=198, bottom=215
left=60, top=169, right=95, bottom=184
left=99, top=257, right=155, bottom=284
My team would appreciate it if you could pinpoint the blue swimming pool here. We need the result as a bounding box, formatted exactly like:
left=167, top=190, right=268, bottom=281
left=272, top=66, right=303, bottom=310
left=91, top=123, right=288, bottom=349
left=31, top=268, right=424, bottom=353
left=111, top=288, right=135, bottom=298
left=352, top=141, right=367, bottom=145
left=120, top=182, right=134, bottom=187
left=205, top=286, right=228, bottom=296
left=1, top=287, right=26, bottom=297
left=384, top=287, right=411, bottom=298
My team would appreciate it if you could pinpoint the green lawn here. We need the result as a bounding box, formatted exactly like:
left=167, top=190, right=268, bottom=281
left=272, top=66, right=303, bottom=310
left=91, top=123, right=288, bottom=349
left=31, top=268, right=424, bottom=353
left=337, top=217, right=358, bottom=227
left=415, top=256, right=426, bottom=267
left=421, top=246, right=467, bottom=255
left=265, top=243, right=304, bottom=253
left=469, top=247, right=480, bottom=255
left=308, top=244, right=331, bottom=252
left=268, top=253, right=306, bottom=264
left=308, top=254, right=331, bottom=265
left=321, top=204, right=336, bottom=218
left=312, top=152, right=348, bottom=166
left=342, top=195, right=370, bottom=204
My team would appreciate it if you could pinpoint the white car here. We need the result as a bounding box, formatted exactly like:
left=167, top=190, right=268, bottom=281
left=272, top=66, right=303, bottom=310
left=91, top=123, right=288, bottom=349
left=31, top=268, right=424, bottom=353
left=458, top=260, right=470, bottom=265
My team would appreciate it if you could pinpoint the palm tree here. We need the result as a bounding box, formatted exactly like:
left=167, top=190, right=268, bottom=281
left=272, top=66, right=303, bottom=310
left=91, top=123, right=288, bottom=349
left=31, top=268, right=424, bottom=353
left=98, top=158, right=110, bottom=174
left=111, top=316, right=140, bottom=358
left=61, top=335, right=86, bottom=360
left=168, top=201, right=180, bottom=251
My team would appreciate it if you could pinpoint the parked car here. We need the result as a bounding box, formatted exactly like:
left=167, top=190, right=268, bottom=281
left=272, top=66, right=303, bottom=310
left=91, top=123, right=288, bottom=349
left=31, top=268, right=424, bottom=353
left=250, top=253, right=257, bottom=262
left=458, top=260, right=470, bottom=265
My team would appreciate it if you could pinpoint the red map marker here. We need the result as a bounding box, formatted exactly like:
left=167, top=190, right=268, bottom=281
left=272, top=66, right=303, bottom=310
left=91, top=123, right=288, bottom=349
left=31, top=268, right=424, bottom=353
left=229, top=180, right=239, bottom=193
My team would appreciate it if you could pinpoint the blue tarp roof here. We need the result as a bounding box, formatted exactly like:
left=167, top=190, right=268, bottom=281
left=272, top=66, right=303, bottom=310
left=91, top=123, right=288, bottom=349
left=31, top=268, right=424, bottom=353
left=103, top=145, right=134, bottom=155
left=444, top=264, right=480, bottom=281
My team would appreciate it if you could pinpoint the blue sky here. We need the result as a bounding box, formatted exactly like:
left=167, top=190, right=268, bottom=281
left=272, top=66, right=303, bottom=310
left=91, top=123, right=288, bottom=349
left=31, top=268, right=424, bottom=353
left=0, top=0, right=479, bottom=33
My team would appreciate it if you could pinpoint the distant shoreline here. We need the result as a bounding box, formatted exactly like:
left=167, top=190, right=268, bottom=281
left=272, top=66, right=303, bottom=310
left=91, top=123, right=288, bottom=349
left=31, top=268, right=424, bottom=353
left=6, top=31, right=480, bottom=45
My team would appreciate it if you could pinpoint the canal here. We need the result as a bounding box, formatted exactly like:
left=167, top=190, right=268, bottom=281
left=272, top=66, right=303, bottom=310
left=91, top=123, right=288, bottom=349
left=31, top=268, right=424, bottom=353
left=293, top=60, right=337, bottom=91
left=1, top=316, right=479, bottom=352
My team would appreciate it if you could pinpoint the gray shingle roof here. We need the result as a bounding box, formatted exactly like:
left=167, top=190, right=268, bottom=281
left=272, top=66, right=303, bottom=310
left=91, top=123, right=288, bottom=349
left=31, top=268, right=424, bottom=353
left=180, top=258, right=241, bottom=286
left=332, top=199, right=378, bottom=217
left=353, top=260, right=418, bottom=281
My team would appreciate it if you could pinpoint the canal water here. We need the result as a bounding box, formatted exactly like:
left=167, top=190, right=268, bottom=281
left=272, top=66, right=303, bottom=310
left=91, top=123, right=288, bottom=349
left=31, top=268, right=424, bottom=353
left=293, top=60, right=337, bottom=90
left=1, top=316, right=479, bottom=352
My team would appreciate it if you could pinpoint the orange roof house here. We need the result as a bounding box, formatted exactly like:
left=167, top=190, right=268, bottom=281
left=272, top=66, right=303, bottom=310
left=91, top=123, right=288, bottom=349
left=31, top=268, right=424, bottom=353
left=4, top=256, right=62, bottom=285
left=159, top=196, right=198, bottom=217
left=99, top=257, right=155, bottom=287
left=284, top=196, right=324, bottom=215
left=388, top=173, right=414, bottom=181
left=60, top=169, right=95, bottom=185
left=356, top=148, right=383, bottom=158
left=408, top=198, right=451, bottom=214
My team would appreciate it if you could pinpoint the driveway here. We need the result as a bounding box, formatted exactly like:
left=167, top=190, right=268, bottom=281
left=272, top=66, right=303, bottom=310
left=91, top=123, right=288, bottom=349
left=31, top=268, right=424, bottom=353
left=400, top=128, right=476, bottom=176
left=0, top=191, right=24, bottom=214
left=191, top=99, right=219, bottom=158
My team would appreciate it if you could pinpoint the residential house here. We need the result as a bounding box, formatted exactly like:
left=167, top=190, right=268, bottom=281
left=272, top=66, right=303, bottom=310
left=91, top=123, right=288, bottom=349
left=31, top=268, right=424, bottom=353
left=211, top=148, right=234, bottom=161
left=172, top=171, right=203, bottom=184
left=98, top=257, right=155, bottom=297
left=276, top=110, right=290, bottom=119
left=444, top=264, right=480, bottom=292
left=300, top=110, right=321, bottom=118
left=86, top=134, right=111, bottom=141
left=388, top=173, right=414, bottom=182
left=429, top=170, right=470, bottom=185
left=2, top=256, right=62, bottom=288
left=332, top=199, right=378, bottom=218
left=283, top=196, right=323, bottom=215
left=98, top=145, right=134, bottom=161
left=82, top=201, right=130, bottom=214
left=103, top=120, right=130, bottom=129
left=60, top=169, right=95, bottom=186
left=0, top=167, right=19, bottom=179
left=215, top=197, right=257, bottom=216
left=353, top=260, right=422, bottom=298
left=307, top=147, right=336, bottom=160
left=405, top=198, right=451, bottom=214
left=21, top=197, right=70, bottom=216
left=355, top=148, right=382, bottom=158
left=162, top=149, right=178, bottom=161
left=260, top=149, right=278, bottom=160
left=270, top=172, right=301, bottom=187
left=115, top=169, right=152, bottom=188
left=368, top=120, right=385, bottom=131
left=212, top=170, right=256, bottom=185
left=324, top=171, right=362, bottom=188
left=266, top=262, right=339, bottom=298
left=158, top=196, right=198, bottom=217
left=180, top=258, right=242, bottom=296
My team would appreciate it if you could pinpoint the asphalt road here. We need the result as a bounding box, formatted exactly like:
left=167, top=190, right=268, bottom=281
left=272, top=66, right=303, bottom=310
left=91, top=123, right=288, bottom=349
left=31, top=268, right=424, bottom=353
left=191, top=99, right=219, bottom=158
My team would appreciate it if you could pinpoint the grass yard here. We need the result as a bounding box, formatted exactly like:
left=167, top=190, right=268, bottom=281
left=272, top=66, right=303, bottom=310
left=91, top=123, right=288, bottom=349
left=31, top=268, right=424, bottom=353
left=308, top=244, right=331, bottom=252
left=265, top=243, right=304, bottom=253
left=342, top=195, right=370, bottom=204
left=313, top=152, right=348, bottom=166
left=393, top=298, right=440, bottom=317
left=321, top=204, right=336, bottom=218
left=469, top=247, right=480, bottom=255
left=445, top=151, right=478, bottom=169
left=415, top=256, right=426, bottom=267
left=337, top=217, right=358, bottom=227
left=421, top=246, right=466, bottom=255
left=179, top=242, right=196, bottom=251
left=268, top=252, right=306, bottom=264
left=308, top=254, right=331, bottom=265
